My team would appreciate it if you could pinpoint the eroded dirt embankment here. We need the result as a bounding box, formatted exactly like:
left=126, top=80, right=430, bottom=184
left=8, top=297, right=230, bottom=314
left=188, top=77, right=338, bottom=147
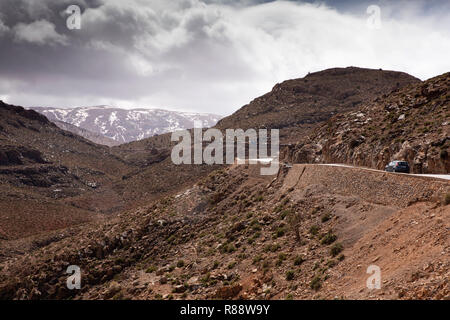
left=280, top=164, right=449, bottom=299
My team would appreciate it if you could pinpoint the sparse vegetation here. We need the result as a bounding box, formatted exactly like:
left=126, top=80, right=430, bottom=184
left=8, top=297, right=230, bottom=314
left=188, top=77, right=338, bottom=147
left=280, top=210, right=290, bottom=220
left=310, top=275, right=322, bottom=291
left=262, top=260, right=271, bottom=273
left=273, top=227, right=286, bottom=239
left=276, top=253, right=287, bottom=266
left=285, top=270, right=295, bottom=281
left=320, top=232, right=337, bottom=245
left=219, top=243, right=237, bottom=254
left=255, top=195, right=264, bottom=202
left=264, top=243, right=281, bottom=253
left=444, top=193, right=450, bottom=205
left=309, top=225, right=320, bottom=236
left=253, top=255, right=263, bottom=264
left=177, top=260, right=185, bottom=268
left=145, top=265, right=157, bottom=273
left=326, top=260, right=337, bottom=268
left=330, top=243, right=344, bottom=257
left=321, top=213, right=332, bottom=223
left=293, top=256, right=305, bottom=266
left=167, top=235, right=176, bottom=245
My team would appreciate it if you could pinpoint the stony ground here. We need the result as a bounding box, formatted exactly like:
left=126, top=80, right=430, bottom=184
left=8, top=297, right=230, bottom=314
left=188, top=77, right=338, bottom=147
left=0, top=163, right=448, bottom=300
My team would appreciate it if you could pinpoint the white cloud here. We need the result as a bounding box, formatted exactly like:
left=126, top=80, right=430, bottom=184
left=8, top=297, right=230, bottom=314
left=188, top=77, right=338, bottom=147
left=128, top=54, right=155, bottom=76
left=13, top=19, right=67, bottom=45
left=103, top=0, right=450, bottom=113
left=0, top=18, right=9, bottom=35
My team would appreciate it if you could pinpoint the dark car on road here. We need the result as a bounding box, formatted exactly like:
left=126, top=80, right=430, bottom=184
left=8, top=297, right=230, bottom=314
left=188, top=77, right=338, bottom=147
left=385, top=160, right=410, bottom=173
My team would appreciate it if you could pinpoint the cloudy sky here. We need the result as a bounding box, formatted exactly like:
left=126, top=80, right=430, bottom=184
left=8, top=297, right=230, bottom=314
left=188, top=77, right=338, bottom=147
left=0, top=0, right=449, bottom=115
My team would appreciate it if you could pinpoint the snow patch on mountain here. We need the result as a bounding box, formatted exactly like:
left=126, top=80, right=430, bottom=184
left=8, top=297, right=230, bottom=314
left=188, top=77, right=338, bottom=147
left=30, top=106, right=222, bottom=144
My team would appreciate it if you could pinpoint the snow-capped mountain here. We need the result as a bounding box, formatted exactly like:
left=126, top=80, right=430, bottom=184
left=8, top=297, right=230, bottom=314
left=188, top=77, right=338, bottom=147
left=30, top=106, right=223, bottom=144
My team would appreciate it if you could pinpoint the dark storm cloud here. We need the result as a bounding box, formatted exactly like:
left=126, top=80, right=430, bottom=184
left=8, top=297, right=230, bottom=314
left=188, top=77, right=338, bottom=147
left=0, top=1, right=165, bottom=103
left=0, top=0, right=263, bottom=111
left=0, top=0, right=103, bottom=33
left=0, top=0, right=449, bottom=113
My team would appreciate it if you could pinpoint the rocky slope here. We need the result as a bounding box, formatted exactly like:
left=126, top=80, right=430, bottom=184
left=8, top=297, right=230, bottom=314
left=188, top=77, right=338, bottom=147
left=0, top=101, right=131, bottom=239
left=53, top=120, right=120, bottom=147
left=31, top=106, right=222, bottom=144
left=0, top=163, right=447, bottom=300
left=216, top=67, right=420, bottom=143
left=0, top=101, right=220, bottom=240
left=0, top=67, right=448, bottom=301
left=282, top=72, right=450, bottom=173
left=109, top=67, right=421, bottom=176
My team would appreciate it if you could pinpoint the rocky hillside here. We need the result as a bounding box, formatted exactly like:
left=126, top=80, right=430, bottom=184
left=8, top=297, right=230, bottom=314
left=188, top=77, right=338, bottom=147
left=0, top=101, right=131, bottom=239
left=53, top=120, right=120, bottom=147
left=0, top=67, right=447, bottom=301
left=216, top=67, right=420, bottom=143
left=0, top=101, right=220, bottom=240
left=110, top=67, right=421, bottom=172
left=282, top=72, right=450, bottom=173
left=104, top=67, right=429, bottom=207
left=0, top=163, right=447, bottom=300
left=31, top=106, right=222, bottom=144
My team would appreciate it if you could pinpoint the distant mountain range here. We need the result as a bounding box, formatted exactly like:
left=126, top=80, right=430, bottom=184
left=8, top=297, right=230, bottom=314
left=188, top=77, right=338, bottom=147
left=30, top=106, right=222, bottom=144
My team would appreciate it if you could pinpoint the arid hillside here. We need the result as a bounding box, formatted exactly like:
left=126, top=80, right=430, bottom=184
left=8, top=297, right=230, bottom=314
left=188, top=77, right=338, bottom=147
left=53, top=120, right=120, bottom=147
left=216, top=67, right=420, bottom=143
left=0, top=162, right=448, bottom=300
left=282, top=72, right=450, bottom=173
left=103, top=67, right=424, bottom=206
left=0, top=102, right=218, bottom=239
left=0, top=101, right=131, bottom=239
left=114, top=67, right=420, bottom=167
left=0, top=67, right=448, bottom=301
left=109, top=131, right=222, bottom=210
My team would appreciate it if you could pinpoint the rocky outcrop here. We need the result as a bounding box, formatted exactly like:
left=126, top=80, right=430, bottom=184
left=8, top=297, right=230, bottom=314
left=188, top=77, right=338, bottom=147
left=283, top=72, right=450, bottom=173
left=216, top=67, right=420, bottom=143
left=0, top=146, right=47, bottom=166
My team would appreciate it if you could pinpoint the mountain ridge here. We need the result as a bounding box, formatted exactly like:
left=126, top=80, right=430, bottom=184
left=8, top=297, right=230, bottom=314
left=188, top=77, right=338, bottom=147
left=216, top=66, right=421, bottom=143
left=0, top=100, right=132, bottom=239
left=0, top=67, right=448, bottom=301
left=282, top=71, right=450, bottom=173
left=52, top=120, right=121, bottom=147
left=30, top=106, right=222, bottom=144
